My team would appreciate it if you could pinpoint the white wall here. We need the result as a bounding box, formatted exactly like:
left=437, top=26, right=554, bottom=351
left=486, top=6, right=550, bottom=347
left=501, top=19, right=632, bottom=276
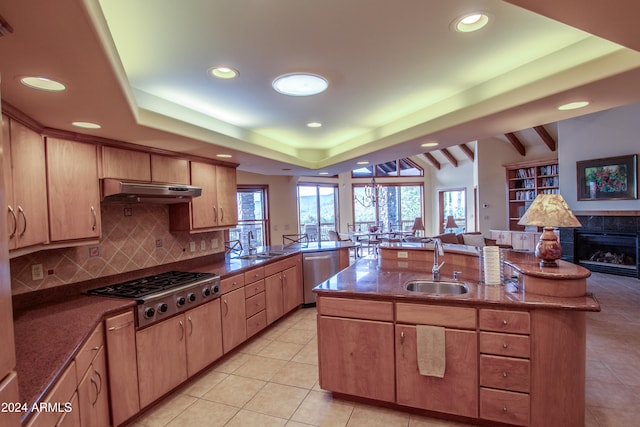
left=558, top=102, right=640, bottom=212
left=430, top=155, right=475, bottom=234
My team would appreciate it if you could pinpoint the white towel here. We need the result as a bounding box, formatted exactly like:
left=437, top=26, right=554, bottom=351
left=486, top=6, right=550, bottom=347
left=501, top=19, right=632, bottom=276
left=416, top=325, right=446, bottom=378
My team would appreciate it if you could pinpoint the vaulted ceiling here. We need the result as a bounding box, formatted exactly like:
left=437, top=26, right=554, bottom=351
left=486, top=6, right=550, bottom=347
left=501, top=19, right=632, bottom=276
left=0, top=0, right=639, bottom=176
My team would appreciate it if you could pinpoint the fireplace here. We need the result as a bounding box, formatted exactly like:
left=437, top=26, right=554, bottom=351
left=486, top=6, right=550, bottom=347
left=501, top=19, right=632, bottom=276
left=561, top=214, right=640, bottom=278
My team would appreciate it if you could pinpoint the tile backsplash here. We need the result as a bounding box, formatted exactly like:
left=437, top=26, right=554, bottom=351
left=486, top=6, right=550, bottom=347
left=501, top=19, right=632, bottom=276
left=10, top=204, right=225, bottom=294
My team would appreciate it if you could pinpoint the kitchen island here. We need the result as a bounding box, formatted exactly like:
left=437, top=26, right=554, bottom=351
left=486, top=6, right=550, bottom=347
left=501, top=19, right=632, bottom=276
left=314, top=242, right=599, bottom=427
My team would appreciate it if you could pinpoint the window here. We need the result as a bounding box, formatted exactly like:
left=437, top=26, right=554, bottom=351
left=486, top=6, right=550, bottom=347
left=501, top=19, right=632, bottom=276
left=231, top=187, right=268, bottom=248
left=352, top=158, right=423, bottom=178
left=297, top=184, right=339, bottom=241
left=353, top=184, right=423, bottom=232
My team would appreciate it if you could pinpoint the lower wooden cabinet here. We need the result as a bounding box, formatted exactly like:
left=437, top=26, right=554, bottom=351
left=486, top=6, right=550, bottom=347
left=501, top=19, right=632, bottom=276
left=265, top=258, right=301, bottom=325
left=480, top=388, right=530, bottom=426
left=317, top=315, right=395, bottom=402
left=395, top=325, right=478, bottom=418
left=0, top=371, right=20, bottom=427
left=136, top=315, right=188, bottom=408
left=105, top=311, right=140, bottom=426
left=77, top=347, right=109, bottom=427
left=221, top=287, right=247, bottom=353
left=186, top=299, right=223, bottom=375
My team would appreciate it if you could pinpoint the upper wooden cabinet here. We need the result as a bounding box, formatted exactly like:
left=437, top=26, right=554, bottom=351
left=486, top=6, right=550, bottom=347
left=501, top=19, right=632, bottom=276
left=47, top=138, right=101, bottom=241
left=101, top=146, right=151, bottom=181
left=170, top=162, right=238, bottom=231
left=151, top=154, right=190, bottom=184
left=2, top=115, right=49, bottom=250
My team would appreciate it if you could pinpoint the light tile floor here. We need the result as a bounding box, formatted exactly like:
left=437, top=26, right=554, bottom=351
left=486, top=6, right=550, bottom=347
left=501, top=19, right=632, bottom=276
left=129, top=271, right=639, bottom=427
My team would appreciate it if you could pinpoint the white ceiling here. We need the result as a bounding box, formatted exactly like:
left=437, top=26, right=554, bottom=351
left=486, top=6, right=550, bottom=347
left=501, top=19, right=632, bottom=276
left=1, top=0, right=640, bottom=176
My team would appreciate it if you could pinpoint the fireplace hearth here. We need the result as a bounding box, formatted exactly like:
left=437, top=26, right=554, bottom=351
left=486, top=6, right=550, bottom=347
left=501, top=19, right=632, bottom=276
left=560, top=215, right=640, bottom=278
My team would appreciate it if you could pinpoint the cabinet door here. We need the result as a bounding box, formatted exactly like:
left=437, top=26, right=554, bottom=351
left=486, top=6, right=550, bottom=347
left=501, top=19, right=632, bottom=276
left=105, top=311, right=140, bottom=426
left=6, top=119, right=48, bottom=249
left=282, top=265, right=299, bottom=315
left=101, top=146, right=151, bottom=181
left=395, top=324, right=478, bottom=418
left=0, top=372, right=20, bottom=427
left=215, top=165, right=237, bottom=226
left=265, top=272, right=284, bottom=325
left=47, top=138, right=101, bottom=241
left=77, top=347, right=109, bottom=427
left=186, top=299, right=223, bottom=376
left=190, top=161, right=217, bottom=229
left=221, top=288, right=247, bottom=353
left=318, top=316, right=395, bottom=402
left=56, top=392, right=80, bottom=427
left=136, top=315, right=188, bottom=408
left=511, top=232, right=538, bottom=251
left=151, top=155, right=189, bottom=184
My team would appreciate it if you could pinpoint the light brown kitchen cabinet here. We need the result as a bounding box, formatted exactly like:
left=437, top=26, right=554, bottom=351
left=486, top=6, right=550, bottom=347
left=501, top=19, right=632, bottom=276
left=2, top=115, right=48, bottom=250
left=105, top=311, right=140, bottom=426
left=24, top=361, right=77, bottom=427
left=56, top=392, right=80, bottom=427
left=221, top=287, right=247, bottom=353
left=0, top=372, right=20, bottom=427
left=317, top=298, right=395, bottom=402
left=77, top=346, right=109, bottom=427
left=244, top=267, right=267, bottom=338
left=151, top=154, right=190, bottom=184
left=136, top=315, right=188, bottom=408
left=186, top=299, right=223, bottom=376
left=169, top=162, right=237, bottom=231
left=46, top=138, right=101, bottom=241
left=101, top=146, right=151, bottom=181
left=265, top=256, right=301, bottom=325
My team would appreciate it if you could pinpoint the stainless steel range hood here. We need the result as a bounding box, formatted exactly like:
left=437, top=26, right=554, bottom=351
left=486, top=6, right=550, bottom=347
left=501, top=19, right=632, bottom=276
left=101, top=178, right=202, bottom=204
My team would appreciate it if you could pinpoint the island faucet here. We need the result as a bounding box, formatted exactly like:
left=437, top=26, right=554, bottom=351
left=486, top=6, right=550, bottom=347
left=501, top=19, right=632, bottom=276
left=432, top=238, right=445, bottom=280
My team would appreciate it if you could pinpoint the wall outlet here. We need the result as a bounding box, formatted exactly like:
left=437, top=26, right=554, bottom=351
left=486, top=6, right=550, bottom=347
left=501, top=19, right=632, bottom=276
left=32, top=264, right=44, bottom=281
left=211, top=238, right=219, bottom=249
left=155, top=238, right=163, bottom=248
left=200, top=240, right=207, bottom=251
left=189, top=241, right=196, bottom=252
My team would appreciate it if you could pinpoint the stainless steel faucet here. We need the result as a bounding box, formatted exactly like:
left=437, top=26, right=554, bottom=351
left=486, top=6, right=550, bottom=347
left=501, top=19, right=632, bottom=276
left=432, top=238, right=445, bottom=280
left=247, top=231, right=256, bottom=254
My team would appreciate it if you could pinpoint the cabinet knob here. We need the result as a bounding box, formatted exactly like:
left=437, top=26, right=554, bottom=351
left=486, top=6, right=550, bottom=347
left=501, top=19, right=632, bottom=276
left=503, top=405, right=508, bottom=412
left=502, top=319, right=508, bottom=326
left=502, top=371, right=508, bottom=378
left=502, top=342, right=509, bottom=349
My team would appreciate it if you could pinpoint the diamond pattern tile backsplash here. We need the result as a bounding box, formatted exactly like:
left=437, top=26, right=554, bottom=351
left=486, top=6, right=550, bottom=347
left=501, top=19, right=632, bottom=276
left=10, top=204, right=225, bottom=295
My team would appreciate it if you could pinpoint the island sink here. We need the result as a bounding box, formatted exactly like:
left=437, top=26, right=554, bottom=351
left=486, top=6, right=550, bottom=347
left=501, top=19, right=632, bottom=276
left=405, top=280, right=469, bottom=295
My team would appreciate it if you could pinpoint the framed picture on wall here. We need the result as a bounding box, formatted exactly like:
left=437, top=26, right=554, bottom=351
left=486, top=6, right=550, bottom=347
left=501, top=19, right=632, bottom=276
left=577, top=154, right=638, bottom=200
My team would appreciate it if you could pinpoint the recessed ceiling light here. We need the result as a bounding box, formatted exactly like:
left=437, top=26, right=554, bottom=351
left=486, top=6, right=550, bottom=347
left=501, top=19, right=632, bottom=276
left=72, top=121, right=101, bottom=129
left=209, top=67, right=238, bottom=79
left=421, top=142, right=439, bottom=148
left=557, top=101, right=590, bottom=111
left=319, top=172, right=329, bottom=175
left=272, top=73, right=328, bottom=96
left=20, top=76, right=66, bottom=92
left=307, top=122, right=322, bottom=128
left=216, top=154, right=233, bottom=158
left=452, top=12, right=490, bottom=33
left=356, top=161, right=369, bottom=165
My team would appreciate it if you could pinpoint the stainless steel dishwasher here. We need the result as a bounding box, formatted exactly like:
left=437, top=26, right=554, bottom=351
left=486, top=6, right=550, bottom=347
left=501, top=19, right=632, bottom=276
left=302, top=250, right=341, bottom=306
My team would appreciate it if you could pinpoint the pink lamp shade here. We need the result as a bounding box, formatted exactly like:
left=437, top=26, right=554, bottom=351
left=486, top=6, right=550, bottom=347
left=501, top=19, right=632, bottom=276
left=517, top=194, right=581, bottom=267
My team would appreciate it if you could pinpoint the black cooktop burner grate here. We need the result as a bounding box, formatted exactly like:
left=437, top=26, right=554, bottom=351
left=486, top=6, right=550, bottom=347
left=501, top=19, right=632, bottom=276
left=87, top=271, right=213, bottom=299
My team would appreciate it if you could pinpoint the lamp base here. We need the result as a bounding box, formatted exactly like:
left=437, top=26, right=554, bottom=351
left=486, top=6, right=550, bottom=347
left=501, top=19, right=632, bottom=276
left=535, top=227, right=562, bottom=268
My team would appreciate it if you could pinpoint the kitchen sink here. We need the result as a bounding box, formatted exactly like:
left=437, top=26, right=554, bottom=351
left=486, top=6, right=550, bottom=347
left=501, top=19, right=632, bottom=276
left=405, top=280, right=469, bottom=295
left=238, top=251, right=286, bottom=260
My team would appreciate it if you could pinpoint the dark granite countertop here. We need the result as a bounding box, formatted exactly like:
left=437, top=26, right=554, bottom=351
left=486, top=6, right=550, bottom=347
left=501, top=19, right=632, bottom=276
left=11, top=242, right=357, bottom=418
left=313, top=257, right=600, bottom=311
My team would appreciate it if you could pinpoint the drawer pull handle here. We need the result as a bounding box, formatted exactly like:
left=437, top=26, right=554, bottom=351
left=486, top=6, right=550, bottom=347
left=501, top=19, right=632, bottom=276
left=502, top=342, right=509, bottom=349
left=502, top=319, right=508, bottom=325
left=108, top=321, right=134, bottom=331
left=502, top=371, right=508, bottom=378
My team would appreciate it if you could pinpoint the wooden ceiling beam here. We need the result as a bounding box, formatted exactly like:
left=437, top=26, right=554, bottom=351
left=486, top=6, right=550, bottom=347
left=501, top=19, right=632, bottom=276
left=533, top=125, right=556, bottom=151
left=458, top=143, right=474, bottom=161
left=423, top=153, right=441, bottom=170
left=504, top=132, right=526, bottom=156
left=441, top=148, right=458, bottom=167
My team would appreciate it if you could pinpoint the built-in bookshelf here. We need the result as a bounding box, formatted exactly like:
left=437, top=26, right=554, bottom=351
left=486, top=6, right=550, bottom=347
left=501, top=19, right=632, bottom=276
left=506, top=159, right=559, bottom=231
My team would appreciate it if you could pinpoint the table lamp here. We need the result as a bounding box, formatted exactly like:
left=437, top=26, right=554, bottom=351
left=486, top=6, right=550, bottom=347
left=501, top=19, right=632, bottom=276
left=517, top=194, right=581, bottom=267
left=445, top=215, right=458, bottom=233
left=412, top=217, right=424, bottom=236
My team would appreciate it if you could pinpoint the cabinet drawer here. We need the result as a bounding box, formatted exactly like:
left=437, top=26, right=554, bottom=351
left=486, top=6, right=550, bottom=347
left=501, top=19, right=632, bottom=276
left=479, top=309, right=530, bottom=334
left=245, top=267, right=265, bottom=283
left=246, top=292, right=266, bottom=318
left=245, top=279, right=265, bottom=298
left=247, top=311, right=267, bottom=338
left=221, top=273, right=245, bottom=293
left=480, top=355, right=530, bottom=393
left=396, top=303, right=476, bottom=329
left=480, top=387, right=530, bottom=426
left=75, top=323, right=104, bottom=379
left=480, top=332, right=530, bottom=358
left=318, top=297, right=393, bottom=321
